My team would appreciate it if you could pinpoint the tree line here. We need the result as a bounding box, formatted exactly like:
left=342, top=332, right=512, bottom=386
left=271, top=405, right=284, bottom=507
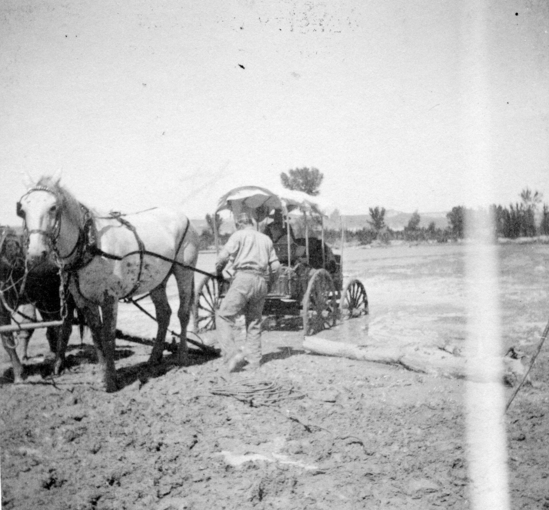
left=198, top=168, right=549, bottom=248
left=444, top=188, right=549, bottom=240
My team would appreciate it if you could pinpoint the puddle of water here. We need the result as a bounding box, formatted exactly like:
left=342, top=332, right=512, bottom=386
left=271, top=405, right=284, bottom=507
left=217, top=450, right=319, bottom=471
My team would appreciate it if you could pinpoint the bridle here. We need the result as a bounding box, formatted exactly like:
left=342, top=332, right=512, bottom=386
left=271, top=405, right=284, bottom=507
left=17, top=186, right=63, bottom=252
left=16, top=185, right=90, bottom=269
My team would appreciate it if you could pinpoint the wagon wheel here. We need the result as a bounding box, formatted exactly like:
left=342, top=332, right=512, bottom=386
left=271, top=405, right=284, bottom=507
left=302, top=269, right=338, bottom=336
left=193, top=274, right=225, bottom=333
left=341, top=279, right=369, bottom=319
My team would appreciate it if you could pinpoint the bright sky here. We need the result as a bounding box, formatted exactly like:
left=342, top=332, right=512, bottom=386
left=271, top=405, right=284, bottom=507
left=1, top=0, right=548, bottom=225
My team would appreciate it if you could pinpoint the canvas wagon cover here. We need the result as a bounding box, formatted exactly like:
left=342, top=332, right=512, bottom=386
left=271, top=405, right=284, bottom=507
left=216, top=185, right=338, bottom=218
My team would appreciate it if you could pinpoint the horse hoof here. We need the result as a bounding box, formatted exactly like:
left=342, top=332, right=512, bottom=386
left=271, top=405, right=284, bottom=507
left=53, top=362, right=64, bottom=376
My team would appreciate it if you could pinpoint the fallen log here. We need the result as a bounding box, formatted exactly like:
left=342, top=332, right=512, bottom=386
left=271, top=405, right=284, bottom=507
left=303, top=336, right=465, bottom=377
left=302, top=336, right=528, bottom=383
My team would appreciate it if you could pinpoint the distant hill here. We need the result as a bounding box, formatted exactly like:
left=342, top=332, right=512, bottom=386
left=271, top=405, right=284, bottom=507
left=345, top=210, right=449, bottom=232
left=191, top=210, right=449, bottom=234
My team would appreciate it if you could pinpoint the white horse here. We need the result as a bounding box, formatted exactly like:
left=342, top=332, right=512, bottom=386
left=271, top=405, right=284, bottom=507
left=17, top=174, right=199, bottom=392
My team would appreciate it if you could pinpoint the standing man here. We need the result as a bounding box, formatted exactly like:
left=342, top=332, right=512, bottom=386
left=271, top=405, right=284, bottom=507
left=215, top=212, right=280, bottom=372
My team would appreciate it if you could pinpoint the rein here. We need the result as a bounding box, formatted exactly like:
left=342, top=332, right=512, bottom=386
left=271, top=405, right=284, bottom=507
left=88, top=226, right=217, bottom=279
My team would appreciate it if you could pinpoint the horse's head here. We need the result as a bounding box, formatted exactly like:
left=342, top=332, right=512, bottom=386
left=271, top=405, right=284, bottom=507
left=17, top=176, right=63, bottom=267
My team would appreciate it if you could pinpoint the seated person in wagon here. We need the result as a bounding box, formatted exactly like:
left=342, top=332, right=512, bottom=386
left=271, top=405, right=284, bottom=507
left=264, top=211, right=305, bottom=265
left=297, top=236, right=338, bottom=273
left=291, top=223, right=338, bottom=273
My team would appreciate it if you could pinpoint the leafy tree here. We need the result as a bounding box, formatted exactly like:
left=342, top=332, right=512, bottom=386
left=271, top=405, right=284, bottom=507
left=368, top=206, right=386, bottom=232
left=446, top=206, right=465, bottom=238
left=280, top=167, right=324, bottom=196
left=519, top=188, right=542, bottom=236
left=355, top=227, right=377, bottom=245
left=490, top=204, right=506, bottom=238
left=508, top=204, right=522, bottom=238
left=540, top=204, right=549, bottom=235
left=406, top=211, right=421, bottom=231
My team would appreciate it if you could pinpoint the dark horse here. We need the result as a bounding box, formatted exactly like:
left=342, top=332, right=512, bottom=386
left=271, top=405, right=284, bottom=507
left=0, top=227, right=77, bottom=383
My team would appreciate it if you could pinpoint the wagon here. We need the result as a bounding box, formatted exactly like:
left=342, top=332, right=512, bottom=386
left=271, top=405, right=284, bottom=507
left=193, top=186, right=368, bottom=337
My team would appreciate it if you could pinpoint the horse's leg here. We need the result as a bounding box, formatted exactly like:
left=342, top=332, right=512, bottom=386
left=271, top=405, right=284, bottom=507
left=14, top=304, right=36, bottom=361
left=38, top=308, right=63, bottom=370
left=100, top=293, right=118, bottom=393
left=1, top=331, right=24, bottom=383
left=51, top=298, right=76, bottom=376
left=45, top=325, right=58, bottom=361
left=18, top=330, right=33, bottom=361
left=173, top=266, right=194, bottom=366
left=68, top=281, right=117, bottom=392
left=149, top=282, right=171, bottom=365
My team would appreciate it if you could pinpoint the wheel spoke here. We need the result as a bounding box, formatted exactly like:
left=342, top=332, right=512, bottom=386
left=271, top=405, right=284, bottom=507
left=193, top=276, right=222, bottom=333
left=204, top=282, right=217, bottom=302
left=303, top=270, right=338, bottom=336
left=341, top=280, right=368, bottom=319
left=197, top=302, right=214, bottom=313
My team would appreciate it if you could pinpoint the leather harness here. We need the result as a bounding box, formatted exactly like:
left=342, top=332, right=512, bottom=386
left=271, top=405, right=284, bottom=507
left=17, top=186, right=194, bottom=301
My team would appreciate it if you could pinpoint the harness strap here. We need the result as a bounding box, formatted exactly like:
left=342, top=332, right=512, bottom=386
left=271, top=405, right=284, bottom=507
left=90, top=247, right=216, bottom=279
left=109, top=212, right=146, bottom=300
left=82, top=215, right=218, bottom=301
left=55, top=204, right=96, bottom=272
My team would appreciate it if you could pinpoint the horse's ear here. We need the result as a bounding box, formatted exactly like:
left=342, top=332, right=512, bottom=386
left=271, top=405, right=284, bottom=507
left=21, top=170, right=35, bottom=189
left=51, top=168, right=62, bottom=184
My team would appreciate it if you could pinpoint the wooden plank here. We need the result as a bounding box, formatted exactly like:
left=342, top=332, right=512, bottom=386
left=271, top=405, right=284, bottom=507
left=0, top=320, right=64, bottom=334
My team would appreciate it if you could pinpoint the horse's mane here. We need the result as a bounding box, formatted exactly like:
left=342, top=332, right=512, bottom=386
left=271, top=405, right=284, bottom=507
left=35, top=176, right=88, bottom=225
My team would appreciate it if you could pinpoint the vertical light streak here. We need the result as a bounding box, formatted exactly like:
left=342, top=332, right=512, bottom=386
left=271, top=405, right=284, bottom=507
left=461, top=1, right=510, bottom=509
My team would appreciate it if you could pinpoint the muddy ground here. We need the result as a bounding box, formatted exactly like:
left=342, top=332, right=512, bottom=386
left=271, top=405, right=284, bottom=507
left=1, top=242, right=549, bottom=509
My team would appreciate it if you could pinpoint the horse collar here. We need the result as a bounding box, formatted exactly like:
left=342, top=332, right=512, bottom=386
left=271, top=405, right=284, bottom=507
left=61, top=204, right=98, bottom=272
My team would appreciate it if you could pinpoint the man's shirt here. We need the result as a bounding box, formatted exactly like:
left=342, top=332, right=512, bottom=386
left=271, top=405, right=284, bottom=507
left=216, top=227, right=280, bottom=277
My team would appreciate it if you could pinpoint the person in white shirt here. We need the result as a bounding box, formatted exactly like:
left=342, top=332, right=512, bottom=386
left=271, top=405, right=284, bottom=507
left=214, top=212, right=280, bottom=372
